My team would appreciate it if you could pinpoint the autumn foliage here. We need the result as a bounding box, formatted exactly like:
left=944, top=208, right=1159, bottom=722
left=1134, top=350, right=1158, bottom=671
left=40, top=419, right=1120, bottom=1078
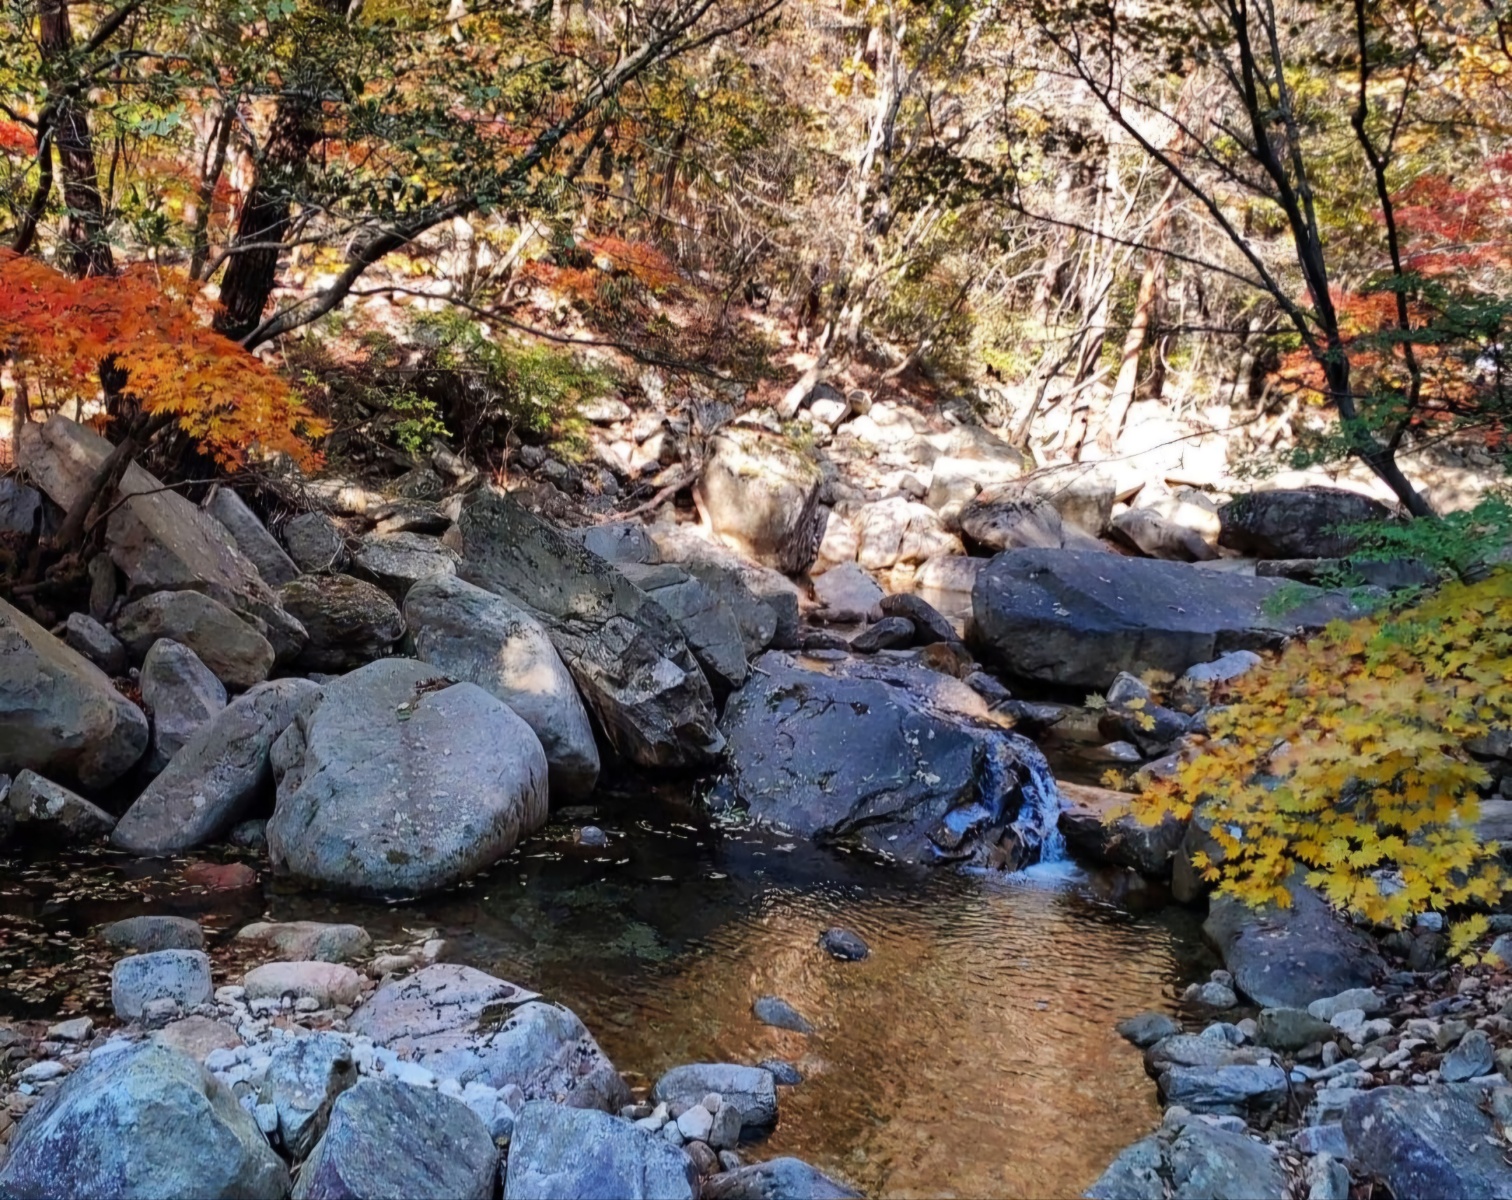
left=1129, top=571, right=1512, bottom=950
left=0, top=251, right=325, bottom=470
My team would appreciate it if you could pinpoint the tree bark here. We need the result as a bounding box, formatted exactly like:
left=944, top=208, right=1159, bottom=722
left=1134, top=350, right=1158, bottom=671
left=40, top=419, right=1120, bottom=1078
left=39, top=0, right=114, bottom=278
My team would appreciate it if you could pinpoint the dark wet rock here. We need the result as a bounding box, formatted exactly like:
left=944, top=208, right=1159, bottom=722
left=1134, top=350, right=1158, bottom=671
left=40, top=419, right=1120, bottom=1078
left=1057, top=781, right=1186, bottom=878
left=64, top=612, right=126, bottom=675
left=0, top=477, right=42, bottom=538
left=1255, top=1007, right=1338, bottom=1052
left=849, top=616, right=915, bottom=654
left=278, top=574, right=405, bottom=672
left=1218, top=488, right=1392, bottom=560
left=695, top=427, right=825, bottom=574
left=1115, top=1012, right=1181, bottom=1049
left=969, top=549, right=1376, bottom=691
left=703, top=1158, right=863, bottom=1200
left=6, top=770, right=115, bottom=837
left=757, top=1060, right=803, bottom=1086
left=717, top=651, right=1058, bottom=866
left=1159, top=1065, right=1288, bottom=1114
left=140, top=638, right=227, bottom=772
left=1204, top=876, right=1385, bottom=1009
left=1099, top=672, right=1193, bottom=756
left=229, top=819, right=267, bottom=849
left=348, top=964, right=629, bottom=1113
left=283, top=512, right=350, bottom=574
left=1169, top=651, right=1263, bottom=713
left=879, top=592, right=960, bottom=645
left=503, top=1101, right=699, bottom=1200
left=206, top=487, right=300, bottom=587
left=260, top=1032, right=358, bottom=1159
left=101, top=914, right=205, bottom=953
left=753, top=994, right=813, bottom=1034
left=405, top=574, right=600, bottom=801
left=1, top=596, right=148, bottom=790
left=457, top=490, right=723, bottom=769
left=349, top=531, right=460, bottom=600
left=1085, top=1121, right=1285, bottom=1200
left=113, top=678, right=323, bottom=856
left=115, top=590, right=275, bottom=692
left=819, top=927, right=869, bottom=961
left=618, top=561, right=751, bottom=691
left=268, top=659, right=547, bottom=897
left=236, top=921, right=372, bottom=964
left=0, top=1042, right=289, bottom=1199
left=647, top=524, right=799, bottom=652
left=653, top=1064, right=779, bottom=1131
left=294, top=1078, right=496, bottom=1200
left=1256, top=555, right=1437, bottom=591
left=1345, top=1084, right=1512, bottom=1200
left=111, top=949, right=213, bottom=1020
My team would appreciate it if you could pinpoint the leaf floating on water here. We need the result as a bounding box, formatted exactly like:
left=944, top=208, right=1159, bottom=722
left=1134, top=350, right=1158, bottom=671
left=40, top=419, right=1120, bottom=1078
left=651, top=875, right=673, bottom=882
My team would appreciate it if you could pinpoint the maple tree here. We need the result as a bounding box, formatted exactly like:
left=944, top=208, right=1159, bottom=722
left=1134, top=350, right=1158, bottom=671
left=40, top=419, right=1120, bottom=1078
left=1126, top=570, right=1512, bottom=951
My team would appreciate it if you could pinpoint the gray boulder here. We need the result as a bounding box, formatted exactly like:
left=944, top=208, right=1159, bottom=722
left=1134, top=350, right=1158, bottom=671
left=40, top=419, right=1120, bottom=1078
left=503, top=1101, right=699, bottom=1200
left=457, top=491, right=723, bottom=768
left=206, top=488, right=300, bottom=587
left=960, top=495, right=1071, bottom=553
left=652, top=1063, right=778, bottom=1131
left=268, top=659, right=548, bottom=897
left=1255, top=1007, right=1338, bottom=1052
left=1345, top=1084, right=1512, bottom=1199
left=1159, top=1065, right=1288, bottom=1114
left=647, top=523, right=800, bottom=651
left=294, top=1078, right=496, bottom=1200
left=235, top=921, right=372, bottom=964
left=0, top=1042, right=289, bottom=1199
left=717, top=651, right=1061, bottom=866
left=1085, top=1122, right=1285, bottom=1200
left=0, top=596, right=148, bottom=790
left=111, top=949, right=213, bottom=1020
left=347, top=964, right=629, bottom=1112
left=278, top=574, right=404, bottom=672
left=350, top=531, right=460, bottom=600
left=703, top=1160, right=862, bottom=1200
left=1144, top=1034, right=1266, bottom=1076
left=1219, top=488, right=1392, bottom=560
left=7, top=769, right=116, bottom=837
left=112, top=678, right=322, bottom=856
left=101, top=915, right=204, bottom=953
left=259, top=1032, right=358, bottom=1159
left=64, top=612, right=127, bottom=675
left=404, top=575, right=600, bottom=801
left=0, top=477, right=43, bottom=538
left=140, top=639, right=227, bottom=773
left=283, top=512, right=349, bottom=574
left=1057, top=781, right=1185, bottom=878
left=618, top=561, right=749, bottom=690
left=969, top=549, right=1375, bottom=690
left=1115, top=1012, right=1181, bottom=1048
left=1111, top=508, right=1218, bottom=563
left=115, top=591, right=275, bottom=692
left=694, top=426, right=825, bottom=574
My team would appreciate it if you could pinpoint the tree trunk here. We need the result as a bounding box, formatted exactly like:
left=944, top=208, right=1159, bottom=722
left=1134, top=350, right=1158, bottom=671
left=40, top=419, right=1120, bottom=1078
left=187, top=104, right=234, bottom=281
left=1095, top=193, right=1174, bottom=454
left=39, top=0, right=114, bottom=278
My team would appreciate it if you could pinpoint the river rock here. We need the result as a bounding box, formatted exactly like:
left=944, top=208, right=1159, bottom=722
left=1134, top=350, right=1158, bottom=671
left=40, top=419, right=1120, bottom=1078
left=695, top=426, right=825, bottom=574
left=278, top=574, right=405, bottom=671
left=347, top=964, right=629, bottom=1112
left=1116, top=1012, right=1182, bottom=1049
left=1218, top=488, right=1392, bottom=560
left=1345, top=1084, right=1512, bottom=1199
left=244, top=962, right=364, bottom=1008
left=853, top=498, right=962, bottom=570
left=752, top=995, right=813, bottom=1034
left=0, top=596, right=148, bottom=789
left=703, top=1158, right=863, bottom=1200
left=268, top=659, right=548, bottom=897
left=963, top=468, right=1116, bottom=546
left=1085, top=1122, right=1285, bottom=1200
left=236, top=921, right=372, bottom=963
left=1160, top=1065, right=1288, bottom=1114
left=652, top=1064, right=778, bottom=1132
left=504, top=1101, right=699, bottom=1200
left=259, top=1032, right=358, bottom=1159
left=284, top=512, right=350, bottom=574
left=959, top=495, right=1069, bottom=553
left=1170, top=650, right=1263, bottom=713
left=925, top=454, right=1026, bottom=525
left=0, top=1042, right=289, bottom=1199
left=112, top=678, right=323, bottom=856
left=646, top=523, right=798, bottom=652
left=969, top=549, right=1374, bottom=690
left=1204, top=877, right=1385, bottom=1009
left=577, top=521, right=658, bottom=564
left=294, top=1078, right=496, bottom=1200
left=206, top=488, right=300, bottom=587
left=717, top=651, right=1060, bottom=866
left=102, top=915, right=205, bottom=953
left=0, top=477, right=42, bottom=537
left=115, top=590, right=275, bottom=692
left=1057, top=781, right=1186, bottom=878
left=811, top=562, right=884, bottom=622
left=405, top=574, right=600, bottom=800
left=819, top=928, right=869, bottom=961
left=350, top=531, right=459, bottom=600
left=457, top=490, right=723, bottom=768
left=1144, top=1034, right=1265, bottom=1076
left=64, top=611, right=127, bottom=675
left=140, top=638, right=228, bottom=772
left=1443, top=1029, right=1495, bottom=1082
left=879, top=592, right=959, bottom=645
left=6, top=769, right=116, bottom=837
left=112, top=949, right=214, bottom=1019
left=617, top=562, right=750, bottom=691
left=1111, top=508, right=1218, bottom=563
left=1255, top=1007, right=1338, bottom=1052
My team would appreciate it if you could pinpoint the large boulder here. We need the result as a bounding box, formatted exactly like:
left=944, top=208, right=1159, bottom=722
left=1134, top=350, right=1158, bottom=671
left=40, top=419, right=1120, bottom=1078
left=0, top=477, right=43, bottom=538
left=112, top=678, right=322, bottom=856
left=267, top=659, right=548, bottom=897
left=293, top=1078, right=496, bottom=1200
left=283, top=512, right=349, bottom=574
left=110, top=949, right=214, bottom=1020
left=503, top=1101, right=699, bottom=1200
left=0, top=596, right=148, bottom=789
left=647, top=523, right=800, bottom=650
left=139, top=639, right=227, bottom=773
left=1057, top=781, right=1186, bottom=878
left=278, top=574, right=405, bottom=672
left=7, top=769, right=116, bottom=838
left=959, top=495, right=1072, bottom=554
left=618, top=562, right=749, bottom=691
left=1204, top=876, right=1385, bottom=1009
left=457, top=491, right=723, bottom=769
left=695, top=426, right=825, bottom=574
left=348, top=964, right=629, bottom=1112
left=405, top=575, right=600, bottom=801
left=349, top=531, right=459, bottom=600
left=205, top=488, right=299, bottom=587
left=717, top=651, right=1062, bottom=866
left=1344, top=1084, right=1512, bottom=1199
left=114, top=591, right=275, bottom=692
left=969, top=549, right=1375, bottom=690
left=1218, top=488, right=1392, bottom=560
left=0, top=1042, right=289, bottom=1198
left=1084, top=1121, right=1285, bottom=1200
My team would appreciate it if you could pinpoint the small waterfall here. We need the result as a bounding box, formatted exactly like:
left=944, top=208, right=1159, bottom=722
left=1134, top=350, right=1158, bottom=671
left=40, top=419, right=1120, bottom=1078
left=1012, top=750, right=1067, bottom=864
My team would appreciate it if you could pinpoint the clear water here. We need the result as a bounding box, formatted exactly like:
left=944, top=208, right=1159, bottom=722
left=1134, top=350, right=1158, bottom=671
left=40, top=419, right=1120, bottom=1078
left=0, top=786, right=1212, bottom=1199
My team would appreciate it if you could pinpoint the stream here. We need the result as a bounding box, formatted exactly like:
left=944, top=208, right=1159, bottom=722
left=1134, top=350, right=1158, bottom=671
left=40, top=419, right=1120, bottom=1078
left=0, top=782, right=1214, bottom=1199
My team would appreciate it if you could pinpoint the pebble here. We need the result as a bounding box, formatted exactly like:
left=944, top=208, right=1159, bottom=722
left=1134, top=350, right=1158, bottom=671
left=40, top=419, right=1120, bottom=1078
left=1309, top=989, right=1384, bottom=1021
left=661, top=1122, right=685, bottom=1147
left=818, top=928, right=870, bottom=962
left=1184, top=981, right=1238, bottom=1009
left=46, top=1018, right=92, bottom=1043
left=752, top=995, right=814, bottom=1034
left=577, top=826, right=608, bottom=848
left=718, top=1151, right=744, bottom=1171
left=677, top=1104, right=714, bottom=1142
left=17, top=1062, right=65, bottom=1084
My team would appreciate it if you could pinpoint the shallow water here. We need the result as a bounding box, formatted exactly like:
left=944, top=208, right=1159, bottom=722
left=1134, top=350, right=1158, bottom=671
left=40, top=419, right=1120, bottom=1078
left=0, top=786, right=1212, bottom=1199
